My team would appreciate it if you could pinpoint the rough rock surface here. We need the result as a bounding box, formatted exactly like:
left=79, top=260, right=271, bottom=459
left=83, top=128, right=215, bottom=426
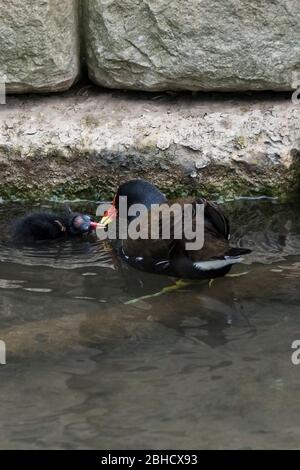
left=84, top=0, right=300, bottom=91
left=0, top=0, right=80, bottom=93
left=0, top=86, right=299, bottom=201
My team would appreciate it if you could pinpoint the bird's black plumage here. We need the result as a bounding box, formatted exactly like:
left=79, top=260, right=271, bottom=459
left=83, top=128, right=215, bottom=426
left=115, top=179, right=167, bottom=221
left=102, top=180, right=251, bottom=279
left=11, top=210, right=95, bottom=244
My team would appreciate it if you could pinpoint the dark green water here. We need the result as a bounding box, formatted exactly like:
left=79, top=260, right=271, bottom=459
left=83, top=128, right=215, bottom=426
left=0, top=199, right=299, bottom=449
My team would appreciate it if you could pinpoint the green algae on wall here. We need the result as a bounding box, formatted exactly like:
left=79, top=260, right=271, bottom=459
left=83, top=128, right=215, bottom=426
left=0, top=149, right=299, bottom=203
left=0, top=88, right=298, bottom=203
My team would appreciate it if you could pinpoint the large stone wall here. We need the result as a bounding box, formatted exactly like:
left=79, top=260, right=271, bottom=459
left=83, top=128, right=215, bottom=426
left=84, top=0, right=300, bottom=92
left=0, top=0, right=80, bottom=93
left=0, top=0, right=299, bottom=93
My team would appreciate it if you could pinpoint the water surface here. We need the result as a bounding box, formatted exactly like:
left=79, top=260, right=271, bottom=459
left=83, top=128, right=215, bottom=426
left=0, top=199, right=299, bottom=449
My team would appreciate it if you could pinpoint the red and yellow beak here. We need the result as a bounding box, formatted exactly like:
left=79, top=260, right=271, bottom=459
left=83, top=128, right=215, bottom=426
left=89, top=221, right=105, bottom=230
left=100, top=205, right=118, bottom=226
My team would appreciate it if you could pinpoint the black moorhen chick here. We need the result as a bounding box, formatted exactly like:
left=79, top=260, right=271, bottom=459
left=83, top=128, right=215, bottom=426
left=100, top=179, right=251, bottom=279
left=11, top=209, right=99, bottom=244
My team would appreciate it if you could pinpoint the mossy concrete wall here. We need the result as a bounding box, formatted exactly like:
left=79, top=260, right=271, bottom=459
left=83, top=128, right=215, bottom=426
left=0, top=87, right=299, bottom=202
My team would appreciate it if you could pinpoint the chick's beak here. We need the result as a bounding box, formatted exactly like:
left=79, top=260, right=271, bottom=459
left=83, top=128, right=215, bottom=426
left=100, top=205, right=118, bottom=226
left=89, top=221, right=104, bottom=230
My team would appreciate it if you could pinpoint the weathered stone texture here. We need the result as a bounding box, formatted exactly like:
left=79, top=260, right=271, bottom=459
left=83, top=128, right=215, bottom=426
left=84, top=0, right=300, bottom=91
left=0, top=0, right=80, bottom=93
left=0, top=88, right=299, bottom=201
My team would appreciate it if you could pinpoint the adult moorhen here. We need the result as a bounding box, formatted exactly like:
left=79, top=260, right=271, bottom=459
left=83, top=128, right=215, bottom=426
left=100, top=179, right=251, bottom=279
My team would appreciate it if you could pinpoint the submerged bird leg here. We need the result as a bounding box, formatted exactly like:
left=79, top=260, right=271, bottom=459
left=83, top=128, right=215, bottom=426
left=124, top=278, right=211, bottom=305
left=162, top=279, right=191, bottom=293
left=124, top=279, right=191, bottom=305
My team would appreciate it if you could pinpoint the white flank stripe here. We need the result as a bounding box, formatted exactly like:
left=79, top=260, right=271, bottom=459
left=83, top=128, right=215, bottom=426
left=193, top=257, right=243, bottom=271
left=155, top=260, right=169, bottom=266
